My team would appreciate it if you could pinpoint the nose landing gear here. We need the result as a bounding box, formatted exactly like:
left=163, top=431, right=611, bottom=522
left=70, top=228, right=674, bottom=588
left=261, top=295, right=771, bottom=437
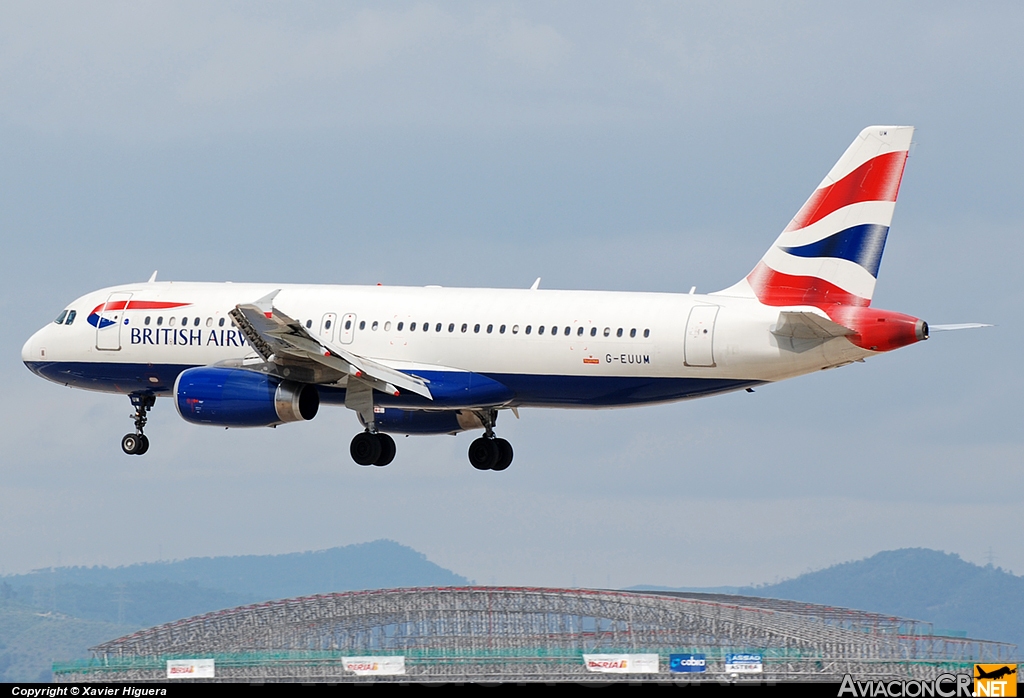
left=122, top=393, right=155, bottom=455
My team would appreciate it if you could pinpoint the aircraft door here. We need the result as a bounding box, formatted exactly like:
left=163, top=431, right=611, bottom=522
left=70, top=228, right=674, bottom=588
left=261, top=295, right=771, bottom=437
left=320, top=313, right=337, bottom=342
left=684, top=305, right=719, bottom=367
left=339, top=313, right=357, bottom=344
left=95, top=292, right=132, bottom=351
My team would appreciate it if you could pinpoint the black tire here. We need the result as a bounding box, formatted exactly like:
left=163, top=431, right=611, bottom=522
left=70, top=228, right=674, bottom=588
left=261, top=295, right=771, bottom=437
left=492, top=438, right=513, bottom=471
left=351, top=432, right=382, bottom=466
left=121, top=433, right=140, bottom=455
left=374, top=433, right=396, bottom=466
left=468, top=437, right=499, bottom=470
left=136, top=434, right=150, bottom=455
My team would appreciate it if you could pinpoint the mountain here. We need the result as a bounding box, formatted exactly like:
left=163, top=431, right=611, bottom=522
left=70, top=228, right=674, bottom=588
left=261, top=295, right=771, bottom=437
left=631, top=549, right=1022, bottom=652
left=738, top=549, right=1023, bottom=650
left=4, top=539, right=470, bottom=604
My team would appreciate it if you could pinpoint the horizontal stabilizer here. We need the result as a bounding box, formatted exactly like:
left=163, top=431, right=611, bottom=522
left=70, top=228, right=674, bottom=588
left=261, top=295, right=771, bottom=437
left=929, top=323, right=993, bottom=332
left=773, top=311, right=855, bottom=340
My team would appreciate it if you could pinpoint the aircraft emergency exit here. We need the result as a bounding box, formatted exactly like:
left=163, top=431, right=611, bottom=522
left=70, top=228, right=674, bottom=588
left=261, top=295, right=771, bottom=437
left=22, top=126, right=985, bottom=470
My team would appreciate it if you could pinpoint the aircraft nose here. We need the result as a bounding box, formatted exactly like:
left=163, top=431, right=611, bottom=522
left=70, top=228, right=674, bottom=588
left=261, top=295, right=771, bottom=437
left=22, top=326, right=48, bottom=366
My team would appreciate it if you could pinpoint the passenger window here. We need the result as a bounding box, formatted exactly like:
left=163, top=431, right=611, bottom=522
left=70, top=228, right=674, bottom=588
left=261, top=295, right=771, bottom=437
left=461, top=323, right=467, bottom=333
left=206, top=317, right=212, bottom=327
left=194, top=317, right=200, bottom=327
left=144, top=316, right=151, bottom=326
left=617, top=328, right=623, bottom=337
left=157, top=317, right=163, bottom=326
left=169, top=317, right=177, bottom=327
left=372, top=321, right=379, bottom=331
left=500, top=324, right=506, bottom=334
left=577, top=327, right=583, bottom=336
left=359, top=320, right=366, bottom=330
left=603, top=327, right=610, bottom=337
left=182, top=317, right=188, bottom=325
left=65, top=310, right=76, bottom=325
left=591, top=327, right=597, bottom=337
left=410, top=322, right=416, bottom=331
left=487, top=324, right=493, bottom=334
left=512, top=325, right=519, bottom=334
left=525, top=325, right=532, bottom=335
left=435, top=323, right=442, bottom=332
left=538, top=326, right=545, bottom=335
left=565, top=327, right=571, bottom=336
left=397, top=322, right=404, bottom=331
left=423, top=323, right=429, bottom=332
left=449, top=323, right=455, bottom=332
left=221, top=318, right=227, bottom=327
left=55, top=310, right=68, bottom=325
left=474, top=324, right=480, bottom=333
left=644, top=329, right=650, bottom=338
left=345, top=320, right=352, bottom=330
left=325, top=320, right=332, bottom=330
left=630, top=328, right=636, bottom=338
left=384, top=321, right=391, bottom=331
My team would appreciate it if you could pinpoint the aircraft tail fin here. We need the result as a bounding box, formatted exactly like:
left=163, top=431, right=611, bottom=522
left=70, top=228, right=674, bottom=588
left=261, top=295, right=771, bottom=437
left=717, top=126, right=914, bottom=307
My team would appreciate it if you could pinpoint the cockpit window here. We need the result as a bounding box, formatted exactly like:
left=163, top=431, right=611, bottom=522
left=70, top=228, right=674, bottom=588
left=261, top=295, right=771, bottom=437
left=54, top=310, right=68, bottom=325
left=65, top=310, right=76, bottom=325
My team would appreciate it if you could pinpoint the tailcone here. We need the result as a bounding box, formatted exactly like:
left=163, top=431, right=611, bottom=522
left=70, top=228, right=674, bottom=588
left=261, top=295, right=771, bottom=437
left=829, top=306, right=927, bottom=352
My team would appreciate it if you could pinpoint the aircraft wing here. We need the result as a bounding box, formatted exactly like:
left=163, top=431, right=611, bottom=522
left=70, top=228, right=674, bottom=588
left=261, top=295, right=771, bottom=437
left=228, top=290, right=433, bottom=400
left=773, top=311, right=855, bottom=340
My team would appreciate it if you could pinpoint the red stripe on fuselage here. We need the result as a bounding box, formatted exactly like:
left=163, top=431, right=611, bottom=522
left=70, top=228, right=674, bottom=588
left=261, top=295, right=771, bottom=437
left=747, top=262, right=870, bottom=308
left=89, top=300, right=191, bottom=315
left=785, top=150, right=908, bottom=232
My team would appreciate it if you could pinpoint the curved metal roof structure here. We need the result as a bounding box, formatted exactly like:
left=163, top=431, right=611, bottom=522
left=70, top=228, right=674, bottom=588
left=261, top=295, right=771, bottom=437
left=58, top=587, right=1016, bottom=682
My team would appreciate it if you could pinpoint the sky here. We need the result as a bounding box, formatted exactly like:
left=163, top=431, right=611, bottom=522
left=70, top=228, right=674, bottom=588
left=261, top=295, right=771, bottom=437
left=1, top=1, right=1021, bottom=588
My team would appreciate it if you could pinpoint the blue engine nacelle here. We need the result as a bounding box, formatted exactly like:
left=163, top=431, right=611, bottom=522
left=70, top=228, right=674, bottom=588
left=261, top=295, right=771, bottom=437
left=362, top=407, right=485, bottom=435
left=175, top=367, right=319, bottom=427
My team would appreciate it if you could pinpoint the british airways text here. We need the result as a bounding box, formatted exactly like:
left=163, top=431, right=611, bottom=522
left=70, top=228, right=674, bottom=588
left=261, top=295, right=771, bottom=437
left=130, top=328, right=248, bottom=347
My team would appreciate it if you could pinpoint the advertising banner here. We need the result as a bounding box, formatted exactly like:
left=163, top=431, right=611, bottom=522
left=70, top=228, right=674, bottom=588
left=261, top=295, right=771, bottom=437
left=583, top=653, right=659, bottom=674
left=166, top=658, right=215, bottom=679
left=725, top=653, right=763, bottom=674
left=342, top=656, right=406, bottom=676
left=669, top=653, right=707, bottom=673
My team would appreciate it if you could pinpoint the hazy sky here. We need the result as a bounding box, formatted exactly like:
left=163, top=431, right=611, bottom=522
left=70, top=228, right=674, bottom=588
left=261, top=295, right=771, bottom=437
left=2, top=2, right=1021, bottom=587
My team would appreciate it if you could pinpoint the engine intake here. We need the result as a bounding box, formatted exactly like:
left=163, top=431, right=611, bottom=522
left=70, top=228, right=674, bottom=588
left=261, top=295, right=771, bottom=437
left=175, top=367, right=319, bottom=427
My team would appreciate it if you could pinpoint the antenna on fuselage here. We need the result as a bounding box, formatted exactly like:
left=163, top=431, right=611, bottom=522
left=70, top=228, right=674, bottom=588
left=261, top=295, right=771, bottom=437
left=530, top=278, right=541, bottom=290
left=147, top=270, right=158, bottom=283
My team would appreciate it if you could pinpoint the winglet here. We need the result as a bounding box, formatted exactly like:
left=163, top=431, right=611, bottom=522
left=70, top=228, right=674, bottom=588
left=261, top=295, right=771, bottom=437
left=251, top=290, right=281, bottom=318
left=530, top=278, right=541, bottom=290
left=147, top=270, right=158, bottom=283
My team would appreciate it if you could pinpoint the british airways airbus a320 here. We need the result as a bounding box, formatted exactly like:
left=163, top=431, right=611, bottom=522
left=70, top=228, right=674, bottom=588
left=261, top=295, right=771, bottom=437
left=22, top=126, right=983, bottom=470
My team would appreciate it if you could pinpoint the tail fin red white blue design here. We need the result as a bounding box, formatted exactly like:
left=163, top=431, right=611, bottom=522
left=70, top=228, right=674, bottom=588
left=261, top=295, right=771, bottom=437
left=720, top=126, right=913, bottom=308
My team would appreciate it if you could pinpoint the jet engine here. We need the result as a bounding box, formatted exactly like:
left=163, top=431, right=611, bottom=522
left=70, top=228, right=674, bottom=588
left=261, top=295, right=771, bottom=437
left=175, top=366, right=319, bottom=427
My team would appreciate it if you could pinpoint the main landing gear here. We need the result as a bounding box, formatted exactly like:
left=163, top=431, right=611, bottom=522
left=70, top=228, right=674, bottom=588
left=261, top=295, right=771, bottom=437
left=122, top=393, right=155, bottom=456
left=350, top=431, right=397, bottom=467
left=468, top=411, right=513, bottom=471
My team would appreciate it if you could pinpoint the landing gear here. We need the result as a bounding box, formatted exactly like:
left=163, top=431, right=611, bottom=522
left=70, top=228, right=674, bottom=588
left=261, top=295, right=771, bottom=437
left=122, top=394, right=155, bottom=456
left=468, top=437, right=513, bottom=470
left=467, top=410, right=513, bottom=471
left=350, top=431, right=396, bottom=467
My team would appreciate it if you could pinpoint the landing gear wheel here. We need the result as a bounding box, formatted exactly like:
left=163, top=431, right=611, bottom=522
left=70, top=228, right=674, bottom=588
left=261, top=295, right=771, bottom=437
left=351, top=432, right=383, bottom=466
left=121, top=433, right=141, bottom=455
left=492, top=438, right=513, bottom=471
left=136, top=434, right=150, bottom=455
left=374, top=433, right=396, bottom=466
left=469, top=437, right=499, bottom=470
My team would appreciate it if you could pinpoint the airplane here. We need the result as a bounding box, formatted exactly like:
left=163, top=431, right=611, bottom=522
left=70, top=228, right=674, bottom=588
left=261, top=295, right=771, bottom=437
left=22, top=125, right=986, bottom=471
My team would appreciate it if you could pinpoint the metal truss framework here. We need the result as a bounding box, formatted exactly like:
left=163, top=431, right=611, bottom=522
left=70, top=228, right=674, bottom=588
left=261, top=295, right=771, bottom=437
left=58, top=587, right=1017, bottom=683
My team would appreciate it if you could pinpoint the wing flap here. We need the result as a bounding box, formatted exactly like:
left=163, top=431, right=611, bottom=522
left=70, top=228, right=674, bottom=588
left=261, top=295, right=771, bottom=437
left=229, top=293, right=432, bottom=400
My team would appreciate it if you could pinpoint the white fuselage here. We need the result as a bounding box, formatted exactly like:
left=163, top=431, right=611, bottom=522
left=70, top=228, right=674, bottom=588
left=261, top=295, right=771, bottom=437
left=23, top=281, right=873, bottom=410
